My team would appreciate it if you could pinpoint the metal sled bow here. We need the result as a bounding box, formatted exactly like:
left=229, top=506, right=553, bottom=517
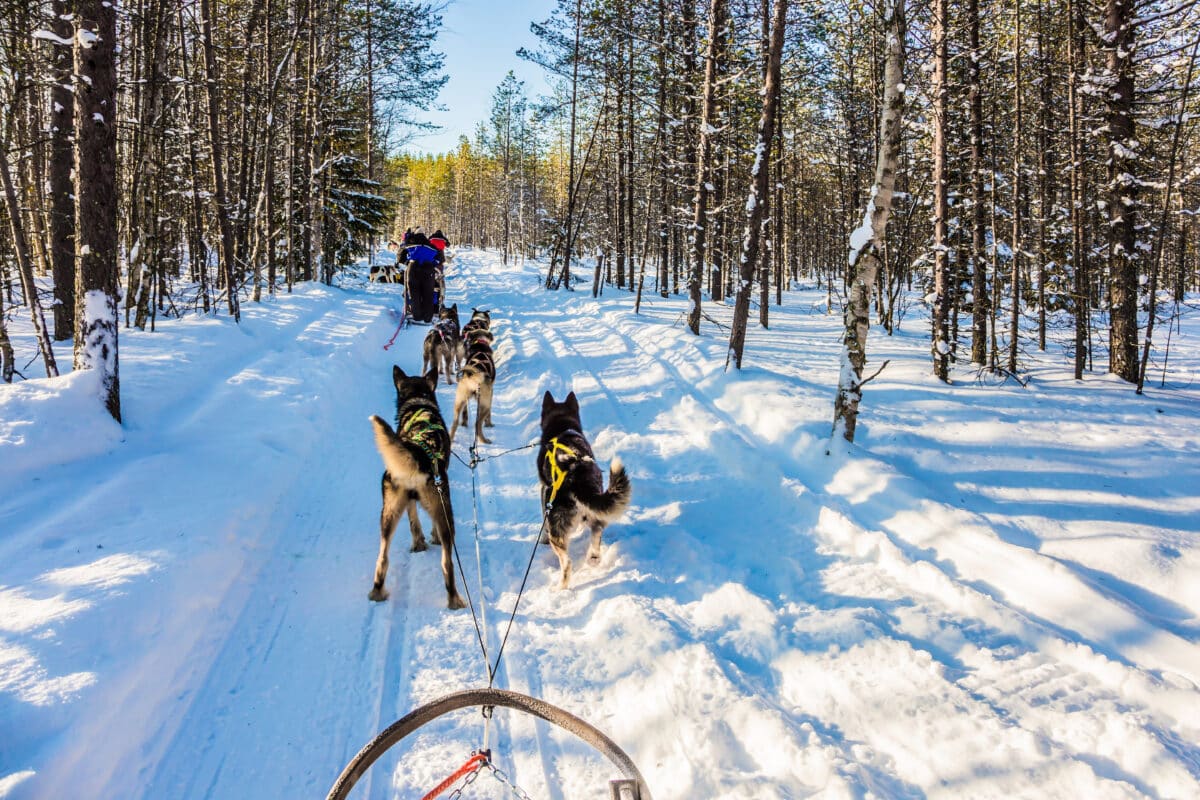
left=325, top=688, right=652, bottom=800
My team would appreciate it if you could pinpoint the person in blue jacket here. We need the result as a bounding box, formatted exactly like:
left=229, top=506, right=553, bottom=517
left=404, top=228, right=440, bottom=322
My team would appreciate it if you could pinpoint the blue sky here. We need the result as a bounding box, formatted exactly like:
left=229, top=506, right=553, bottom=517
left=404, top=0, right=559, bottom=155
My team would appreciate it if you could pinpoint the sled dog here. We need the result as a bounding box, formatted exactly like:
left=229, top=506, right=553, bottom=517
left=368, top=365, right=465, bottom=610
left=537, top=391, right=632, bottom=589
left=461, top=308, right=491, bottom=338
left=369, top=264, right=401, bottom=284
left=423, top=304, right=462, bottom=383
left=449, top=310, right=496, bottom=444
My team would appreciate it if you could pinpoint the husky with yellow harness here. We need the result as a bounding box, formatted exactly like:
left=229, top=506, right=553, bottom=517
left=368, top=365, right=466, bottom=609
left=537, top=391, right=632, bottom=589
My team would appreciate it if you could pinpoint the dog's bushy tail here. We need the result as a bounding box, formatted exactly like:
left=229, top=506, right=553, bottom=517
left=579, top=457, right=632, bottom=522
left=455, top=368, right=487, bottom=401
left=370, top=415, right=420, bottom=479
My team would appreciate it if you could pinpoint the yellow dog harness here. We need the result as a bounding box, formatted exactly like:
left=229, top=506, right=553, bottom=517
left=544, top=436, right=577, bottom=508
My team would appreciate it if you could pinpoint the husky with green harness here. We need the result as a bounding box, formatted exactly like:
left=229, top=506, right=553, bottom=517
left=368, top=365, right=466, bottom=609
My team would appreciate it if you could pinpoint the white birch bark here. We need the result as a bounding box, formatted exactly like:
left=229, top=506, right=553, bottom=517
left=832, top=0, right=907, bottom=445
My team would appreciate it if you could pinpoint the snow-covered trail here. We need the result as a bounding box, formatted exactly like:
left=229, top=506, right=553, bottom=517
left=2, top=250, right=1199, bottom=799
left=1, top=287, right=424, bottom=799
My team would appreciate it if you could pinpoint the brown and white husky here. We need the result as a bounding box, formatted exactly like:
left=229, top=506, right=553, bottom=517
left=368, top=365, right=465, bottom=609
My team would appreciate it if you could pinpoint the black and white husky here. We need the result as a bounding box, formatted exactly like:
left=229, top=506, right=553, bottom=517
left=422, top=303, right=462, bottom=384
left=449, top=310, right=496, bottom=444
left=460, top=307, right=491, bottom=339
left=537, top=391, right=632, bottom=589
left=368, top=365, right=465, bottom=609
left=369, top=264, right=401, bottom=283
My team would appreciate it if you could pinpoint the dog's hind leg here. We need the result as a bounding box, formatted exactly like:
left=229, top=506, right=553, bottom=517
left=546, top=506, right=575, bottom=589
left=480, top=380, right=495, bottom=429
left=539, top=485, right=552, bottom=544
left=424, top=480, right=465, bottom=610
left=473, top=388, right=493, bottom=444
left=405, top=492, right=427, bottom=551
left=586, top=520, right=605, bottom=566
left=370, top=476, right=404, bottom=601
left=548, top=533, right=572, bottom=589
left=448, top=390, right=465, bottom=442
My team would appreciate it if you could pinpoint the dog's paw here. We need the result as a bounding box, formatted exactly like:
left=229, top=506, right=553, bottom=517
left=447, top=593, right=467, bottom=610
left=410, top=540, right=428, bottom=553
left=368, top=586, right=389, bottom=602
left=587, top=550, right=602, bottom=567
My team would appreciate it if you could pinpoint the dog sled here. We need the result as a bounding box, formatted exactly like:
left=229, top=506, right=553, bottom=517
left=326, top=688, right=652, bottom=800
left=401, top=261, right=445, bottom=326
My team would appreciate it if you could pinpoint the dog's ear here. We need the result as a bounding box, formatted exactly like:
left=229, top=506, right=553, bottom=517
left=393, top=365, right=406, bottom=386
left=542, top=390, right=555, bottom=412
left=565, top=391, right=579, bottom=413
left=424, top=367, right=438, bottom=391
left=450, top=303, right=457, bottom=312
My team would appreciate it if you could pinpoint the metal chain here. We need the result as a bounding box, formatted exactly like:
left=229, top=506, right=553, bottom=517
left=444, top=760, right=485, bottom=799
left=486, top=760, right=536, bottom=800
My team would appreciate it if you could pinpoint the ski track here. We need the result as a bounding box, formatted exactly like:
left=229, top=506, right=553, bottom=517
left=3, top=252, right=1199, bottom=799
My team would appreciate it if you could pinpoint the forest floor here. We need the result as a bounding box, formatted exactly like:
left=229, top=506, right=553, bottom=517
left=2, top=250, right=1199, bottom=799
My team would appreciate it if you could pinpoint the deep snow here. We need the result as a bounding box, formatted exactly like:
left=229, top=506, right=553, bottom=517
left=2, top=250, right=1199, bottom=799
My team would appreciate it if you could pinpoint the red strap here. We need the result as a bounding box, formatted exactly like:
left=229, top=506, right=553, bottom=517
left=382, top=310, right=406, bottom=350
left=419, top=752, right=489, bottom=800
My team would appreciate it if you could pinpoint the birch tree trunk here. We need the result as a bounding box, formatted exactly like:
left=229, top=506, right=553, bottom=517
left=686, top=0, right=727, bottom=335
left=832, top=0, right=906, bottom=444
left=758, top=0, right=772, bottom=329
left=726, top=0, right=786, bottom=367
left=74, top=0, right=121, bottom=421
left=931, top=0, right=951, bottom=380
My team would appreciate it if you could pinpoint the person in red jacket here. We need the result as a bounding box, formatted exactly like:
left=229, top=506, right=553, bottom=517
left=429, top=229, right=449, bottom=266
left=403, top=229, right=441, bottom=322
